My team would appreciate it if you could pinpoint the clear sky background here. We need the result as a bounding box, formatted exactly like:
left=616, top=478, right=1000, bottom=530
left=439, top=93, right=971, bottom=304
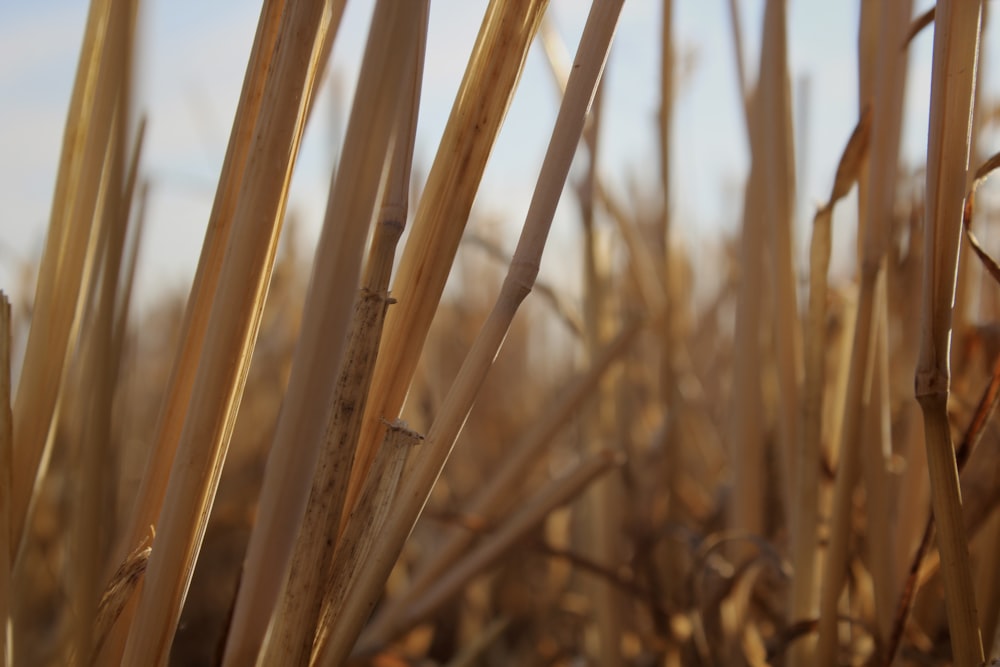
left=1, top=0, right=986, bottom=320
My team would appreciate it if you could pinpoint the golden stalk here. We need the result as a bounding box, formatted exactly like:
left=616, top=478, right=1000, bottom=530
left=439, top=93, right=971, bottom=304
left=793, top=107, right=871, bottom=667
left=240, top=4, right=428, bottom=664
left=914, top=0, right=984, bottom=664
left=815, top=2, right=911, bottom=662
left=120, top=1, right=332, bottom=662
left=343, top=0, right=550, bottom=516
left=319, top=1, right=624, bottom=659
left=96, top=3, right=289, bottom=661
left=11, top=0, right=116, bottom=564
left=757, top=0, right=800, bottom=519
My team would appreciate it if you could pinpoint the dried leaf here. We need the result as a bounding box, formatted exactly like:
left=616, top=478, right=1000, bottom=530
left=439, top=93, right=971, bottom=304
left=828, top=106, right=873, bottom=205
left=904, top=6, right=935, bottom=49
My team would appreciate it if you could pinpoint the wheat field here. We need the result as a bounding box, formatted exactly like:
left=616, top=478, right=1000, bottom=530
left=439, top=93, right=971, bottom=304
left=3, top=1, right=1000, bottom=666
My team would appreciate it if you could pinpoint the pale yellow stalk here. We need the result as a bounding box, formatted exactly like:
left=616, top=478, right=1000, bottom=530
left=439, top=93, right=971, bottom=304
left=815, top=1, right=911, bottom=661
left=97, top=4, right=288, bottom=661
left=793, top=108, right=871, bottom=667
left=221, top=3, right=426, bottom=663
left=914, top=1, right=985, bottom=664
left=343, top=0, right=550, bottom=516
left=11, top=0, right=115, bottom=564
left=121, top=1, right=332, bottom=662
left=320, top=2, right=624, bottom=660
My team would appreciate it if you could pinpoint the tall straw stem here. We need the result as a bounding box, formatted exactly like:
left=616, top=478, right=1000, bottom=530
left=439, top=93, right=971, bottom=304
left=120, top=1, right=333, bottom=662
left=342, top=0, right=550, bottom=517
left=11, top=0, right=117, bottom=566
left=914, top=0, right=985, bottom=664
left=241, top=5, right=427, bottom=664
left=96, top=3, right=289, bottom=661
left=320, top=3, right=624, bottom=660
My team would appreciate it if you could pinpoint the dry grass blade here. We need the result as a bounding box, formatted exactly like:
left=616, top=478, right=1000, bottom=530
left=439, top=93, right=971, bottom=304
left=98, top=4, right=288, bottom=661
left=221, top=2, right=426, bottom=663
left=320, top=1, right=624, bottom=659
left=962, top=151, right=1000, bottom=285
left=360, top=450, right=622, bottom=653
left=914, top=1, right=985, bottom=664
left=12, top=0, right=116, bottom=565
left=793, top=109, right=870, bottom=667
left=120, top=1, right=333, bottom=662
left=344, top=0, right=550, bottom=516
left=247, top=2, right=428, bottom=665
left=310, top=422, right=421, bottom=666
left=0, top=294, right=11, bottom=667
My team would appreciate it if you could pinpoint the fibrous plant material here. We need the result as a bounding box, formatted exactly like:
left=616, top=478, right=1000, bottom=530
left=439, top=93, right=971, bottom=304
left=97, top=3, right=290, bottom=661
left=318, top=1, right=625, bottom=661
left=343, top=0, right=550, bottom=517
left=794, top=107, right=871, bottom=667
left=119, top=0, right=334, bottom=662
left=220, top=2, right=426, bottom=664
left=11, top=0, right=117, bottom=567
left=239, top=4, right=429, bottom=664
left=310, top=421, right=422, bottom=666
left=914, top=1, right=985, bottom=665
left=361, top=321, right=640, bottom=647
left=357, top=449, right=622, bottom=654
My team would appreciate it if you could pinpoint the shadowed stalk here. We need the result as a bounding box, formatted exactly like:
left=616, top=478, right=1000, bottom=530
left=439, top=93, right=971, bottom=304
left=220, top=3, right=426, bottom=664
left=757, top=0, right=800, bottom=524
left=71, top=3, right=137, bottom=660
left=356, top=449, right=622, bottom=655
left=120, top=1, right=334, bottom=662
left=815, top=1, right=910, bottom=661
left=913, top=0, right=984, bottom=664
left=362, top=321, right=639, bottom=646
left=0, top=294, right=11, bottom=667
left=793, top=108, right=871, bottom=667
left=343, top=0, right=550, bottom=517
left=12, top=0, right=117, bottom=567
left=247, top=5, right=428, bottom=664
left=318, top=2, right=625, bottom=661
left=311, top=422, right=421, bottom=666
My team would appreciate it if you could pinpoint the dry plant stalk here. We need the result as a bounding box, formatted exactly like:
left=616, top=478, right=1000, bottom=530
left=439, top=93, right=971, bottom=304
left=914, top=0, right=984, bottom=664
left=792, top=108, right=871, bottom=667
left=309, top=422, right=422, bottom=666
left=244, top=4, right=428, bottom=664
left=0, top=294, right=11, bottom=667
left=320, top=1, right=624, bottom=660
left=363, top=321, right=639, bottom=645
left=98, top=4, right=289, bottom=661
left=361, top=449, right=622, bottom=652
left=815, top=2, right=910, bottom=661
left=344, top=0, right=550, bottom=516
left=11, top=0, right=116, bottom=564
left=756, top=0, right=800, bottom=517
left=221, top=3, right=426, bottom=663
left=120, top=1, right=333, bottom=662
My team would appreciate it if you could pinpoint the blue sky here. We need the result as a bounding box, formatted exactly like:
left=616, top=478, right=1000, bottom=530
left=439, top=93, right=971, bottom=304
left=0, top=0, right=972, bottom=316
